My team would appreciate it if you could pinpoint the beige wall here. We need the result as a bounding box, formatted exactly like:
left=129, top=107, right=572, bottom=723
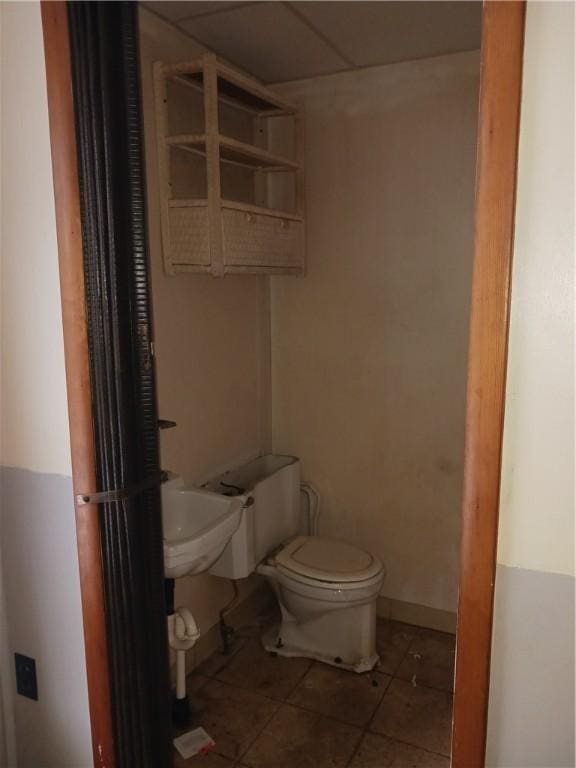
left=140, top=14, right=479, bottom=624
left=271, top=52, right=479, bottom=614
left=139, top=9, right=270, bottom=633
left=0, top=3, right=92, bottom=765
left=496, top=0, right=574, bottom=580
left=0, top=5, right=71, bottom=478
left=486, top=2, right=575, bottom=765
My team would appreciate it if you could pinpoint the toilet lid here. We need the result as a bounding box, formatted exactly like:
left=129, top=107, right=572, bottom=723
left=276, top=536, right=383, bottom=584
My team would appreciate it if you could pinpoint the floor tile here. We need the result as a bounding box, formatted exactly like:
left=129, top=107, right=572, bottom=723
left=187, top=673, right=211, bottom=695
left=195, top=679, right=280, bottom=761
left=243, top=703, right=362, bottom=768
left=370, top=679, right=453, bottom=756
left=216, top=638, right=312, bottom=700
left=396, top=629, right=456, bottom=692
left=233, top=601, right=281, bottom=641
left=349, top=732, right=450, bottom=767
left=376, top=620, right=418, bottom=675
left=174, top=748, right=235, bottom=767
left=288, top=662, right=390, bottom=727
left=194, top=638, right=247, bottom=678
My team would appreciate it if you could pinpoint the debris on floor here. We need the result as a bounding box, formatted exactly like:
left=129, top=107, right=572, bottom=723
left=173, top=727, right=215, bottom=760
left=410, top=651, right=422, bottom=685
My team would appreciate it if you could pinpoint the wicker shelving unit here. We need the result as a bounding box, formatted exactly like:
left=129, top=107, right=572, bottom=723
left=154, top=53, right=305, bottom=276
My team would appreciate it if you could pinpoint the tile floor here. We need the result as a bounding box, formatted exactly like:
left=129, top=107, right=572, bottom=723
left=174, top=615, right=455, bottom=768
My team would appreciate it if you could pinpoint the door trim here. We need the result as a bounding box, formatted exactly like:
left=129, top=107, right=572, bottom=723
left=451, top=3, right=526, bottom=767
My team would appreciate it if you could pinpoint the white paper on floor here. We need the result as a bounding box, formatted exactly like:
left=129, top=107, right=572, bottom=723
left=173, top=727, right=215, bottom=759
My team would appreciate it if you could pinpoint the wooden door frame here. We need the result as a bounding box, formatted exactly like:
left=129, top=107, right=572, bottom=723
left=451, top=3, right=526, bottom=766
left=40, top=2, right=526, bottom=766
left=41, top=4, right=115, bottom=767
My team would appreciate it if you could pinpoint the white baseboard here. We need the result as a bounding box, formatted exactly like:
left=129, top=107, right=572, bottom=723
left=377, top=596, right=457, bottom=634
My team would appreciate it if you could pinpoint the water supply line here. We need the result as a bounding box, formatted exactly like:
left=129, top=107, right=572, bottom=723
left=217, top=496, right=253, bottom=654
left=301, top=482, right=321, bottom=535
left=219, top=580, right=240, bottom=654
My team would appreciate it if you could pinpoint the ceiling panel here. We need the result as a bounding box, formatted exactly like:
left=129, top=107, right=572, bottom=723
left=144, top=1, right=251, bottom=23
left=141, top=1, right=481, bottom=83
left=179, top=2, right=349, bottom=82
left=293, top=1, right=482, bottom=69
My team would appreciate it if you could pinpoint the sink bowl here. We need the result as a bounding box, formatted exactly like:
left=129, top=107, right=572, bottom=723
left=161, top=477, right=243, bottom=578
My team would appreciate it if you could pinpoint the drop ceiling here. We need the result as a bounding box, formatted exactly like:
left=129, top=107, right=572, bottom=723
left=142, top=1, right=482, bottom=83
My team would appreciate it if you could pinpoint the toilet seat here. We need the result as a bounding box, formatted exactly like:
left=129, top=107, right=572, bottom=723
left=274, top=535, right=384, bottom=590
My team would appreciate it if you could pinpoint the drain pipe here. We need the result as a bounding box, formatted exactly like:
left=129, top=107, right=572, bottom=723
left=301, top=482, right=321, bottom=535
left=165, top=579, right=200, bottom=728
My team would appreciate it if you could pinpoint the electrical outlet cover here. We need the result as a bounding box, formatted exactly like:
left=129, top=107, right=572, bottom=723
left=15, top=653, right=38, bottom=701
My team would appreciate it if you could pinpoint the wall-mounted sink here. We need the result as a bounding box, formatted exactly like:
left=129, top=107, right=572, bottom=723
left=161, top=477, right=243, bottom=578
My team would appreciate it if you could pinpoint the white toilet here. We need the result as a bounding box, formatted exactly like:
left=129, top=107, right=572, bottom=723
left=208, top=455, right=385, bottom=673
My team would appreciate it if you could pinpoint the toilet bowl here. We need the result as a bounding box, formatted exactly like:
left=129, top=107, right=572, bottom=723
left=257, top=535, right=385, bottom=673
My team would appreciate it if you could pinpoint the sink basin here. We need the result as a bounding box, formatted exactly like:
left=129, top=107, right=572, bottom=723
left=161, top=477, right=243, bottom=578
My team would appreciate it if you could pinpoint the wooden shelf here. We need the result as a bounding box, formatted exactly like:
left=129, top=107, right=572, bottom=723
left=155, top=53, right=305, bottom=276
left=167, top=134, right=298, bottom=172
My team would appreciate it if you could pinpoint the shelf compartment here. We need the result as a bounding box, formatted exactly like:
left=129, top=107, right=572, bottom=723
left=164, top=57, right=297, bottom=116
left=222, top=206, right=304, bottom=273
left=166, top=134, right=298, bottom=172
left=165, top=200, right=304, bottom=275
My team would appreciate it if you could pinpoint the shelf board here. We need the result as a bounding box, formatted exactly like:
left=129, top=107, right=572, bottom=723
left=220, top=136, right=298, bottom=171
left=168, top=199, right=208, bottom=208
left=221, top=200, right=303, bottom=221
left=168, top=198, right=303, bottom=222
left=167, top=134, right=298, bottom=173
left=165, top=133, right=206, bottom=163
left=166, top=133, right=206, bottom=147
left=163, top=56, right=296, bottom=116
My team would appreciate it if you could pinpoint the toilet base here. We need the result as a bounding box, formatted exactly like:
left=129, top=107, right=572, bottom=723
left=261, top=618, right=379, bottom=675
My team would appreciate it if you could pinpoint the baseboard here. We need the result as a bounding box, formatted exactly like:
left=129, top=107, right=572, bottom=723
left=377, top=596, right=457, bottom=634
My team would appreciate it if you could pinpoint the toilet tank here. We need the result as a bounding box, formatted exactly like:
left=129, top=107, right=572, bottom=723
left=207, top=455, right=300, bottom=579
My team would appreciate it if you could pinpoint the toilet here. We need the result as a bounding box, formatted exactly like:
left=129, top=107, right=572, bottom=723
left=208, top=454, right=385, bottom=673
left=258, top=535, right=384, bottom=672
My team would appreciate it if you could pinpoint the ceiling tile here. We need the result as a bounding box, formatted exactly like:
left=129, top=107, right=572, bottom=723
left=178, top=2, right=349, bottom=82
left=144, top=1, right=250, bottom=23
left=293, top=1, right=482, bottom=69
